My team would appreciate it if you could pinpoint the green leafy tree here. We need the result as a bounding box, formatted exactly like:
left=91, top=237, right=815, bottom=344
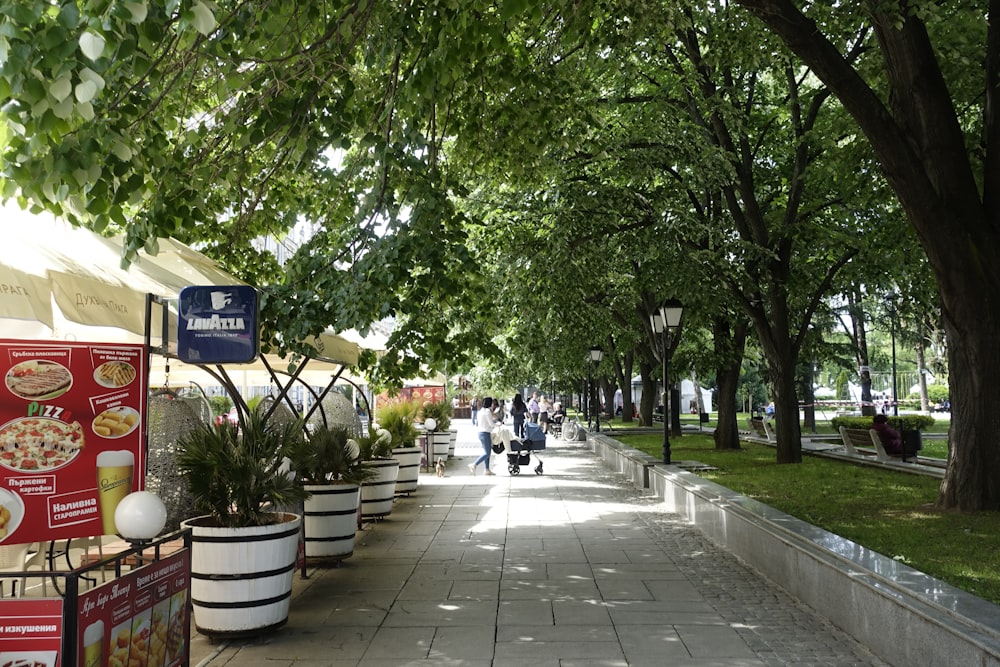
left=733, top=0, right=1000, bottom=512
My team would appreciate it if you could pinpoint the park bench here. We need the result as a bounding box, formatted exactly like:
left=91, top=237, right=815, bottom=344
left=838, top=426, right=939, bottom=464
left=838, top=426, right=890, bottom=461
left=747, top=417, right=776, bottom=443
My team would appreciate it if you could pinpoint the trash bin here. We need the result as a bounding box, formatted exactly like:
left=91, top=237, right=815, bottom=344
left=901, top=429, right=923, bottom=461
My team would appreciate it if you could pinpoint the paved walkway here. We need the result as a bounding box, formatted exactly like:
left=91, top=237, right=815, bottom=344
left=190, top=420, right=888, bottom=666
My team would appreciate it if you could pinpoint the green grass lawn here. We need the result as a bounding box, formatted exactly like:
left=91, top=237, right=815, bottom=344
left=612, top=426, right=1000, bottom=606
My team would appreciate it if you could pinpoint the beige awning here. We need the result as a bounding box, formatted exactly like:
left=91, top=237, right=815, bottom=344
left=1, top=201, right=367, bottom=380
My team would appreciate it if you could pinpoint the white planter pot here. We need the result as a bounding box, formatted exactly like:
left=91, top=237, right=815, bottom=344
left=448, top=429, right=457, bottom=458
left=431, top=432, right=450, bottom=460
left=360, top=459, right=399, bottom=519
left=392, top=445, right=421, bottom=495
left=302, top=483, right=360, bottom=560
left=181, top=512, right=301, bottom=637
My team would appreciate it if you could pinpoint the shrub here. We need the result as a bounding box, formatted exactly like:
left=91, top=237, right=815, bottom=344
left=207, top=395, right=233, bottom=416
left=926, top=384, right=950, bottom=403
left=831, top=414, right=936, bottom=431
left=421, top=400, right=452, bottom=431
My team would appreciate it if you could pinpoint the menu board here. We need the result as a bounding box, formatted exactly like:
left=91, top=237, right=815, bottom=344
left=0, top=598, right=64, bottom=667
left=0, top=340, right=146, bottom=545
left=76, top=550, right=190, bottom=667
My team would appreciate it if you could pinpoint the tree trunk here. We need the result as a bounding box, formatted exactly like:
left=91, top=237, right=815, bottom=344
left=620, top=352, right=635, bottom=424
left=765, top=347, right=803, bottom=463
left=690, top=370, right=705, bottom=415
left=638, top=360, right=656, bottom=426
left=670, top=385, right=682, bottom=438
left=915, top=334, right=929, bottom=413
left=713, top=315, right=749, bottom=450
left=850, top=288, right=875, bottom=417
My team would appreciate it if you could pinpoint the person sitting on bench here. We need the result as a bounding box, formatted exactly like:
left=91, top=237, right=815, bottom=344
left=551, top=402, right=567, bottom=426
left=872, top=414, right=903, bottom=456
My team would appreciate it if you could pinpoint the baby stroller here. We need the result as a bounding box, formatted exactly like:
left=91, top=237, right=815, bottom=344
left=508, top=422, right=545, bottom=475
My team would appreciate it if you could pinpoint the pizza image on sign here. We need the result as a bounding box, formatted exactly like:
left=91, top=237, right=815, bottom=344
left=5, top=360, right=73, bottom=400
left=0, top=417, right=85, bottom=472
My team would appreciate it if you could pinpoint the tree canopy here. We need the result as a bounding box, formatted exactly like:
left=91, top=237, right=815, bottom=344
left=3, top=0, right=997, bottom=510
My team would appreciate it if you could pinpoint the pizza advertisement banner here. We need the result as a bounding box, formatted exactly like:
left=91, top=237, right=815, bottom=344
left=76, top=549, right=190, bottom=667
left=0, top=340, right=147, bottom=545
left=0, top=598, right=64, bottom=667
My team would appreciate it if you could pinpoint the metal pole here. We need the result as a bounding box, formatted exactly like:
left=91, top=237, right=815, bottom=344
left=891, top=315, right=898, bottom=416
left=810, top=355, right=817, bottom=434
left=594, top=362, right=601, bottom=432
left=662, top=332, right=671, bottom=464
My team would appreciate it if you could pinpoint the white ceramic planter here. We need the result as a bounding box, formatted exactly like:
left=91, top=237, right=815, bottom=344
left=182, top=512, right=301, bottom=637
left=448, top=428, right=457, bottom=458
left=302, top=483, right=360, bottom=560
left=360, top=459, right=399, bottom=519
left=391, top=444, right=421, bottom=495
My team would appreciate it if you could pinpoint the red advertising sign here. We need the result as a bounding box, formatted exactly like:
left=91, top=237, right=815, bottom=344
left=378, top=385, right=446, bottom=408
left=0, top=597, right=64, bottom=667
left=77, top=550, right=190, bottom=667
left=0, top=340, right=146, bottom=545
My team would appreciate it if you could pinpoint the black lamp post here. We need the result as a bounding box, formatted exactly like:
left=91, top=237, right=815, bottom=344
left=589, top=345, right=604, bottom=432
left=650, top=299, right=684, bottom=464
left=886, top=292, right=899, bottom=416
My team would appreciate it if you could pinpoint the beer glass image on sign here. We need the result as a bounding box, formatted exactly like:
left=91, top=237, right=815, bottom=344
left=82, top=620, right=103, bottom=667
left=96, top=450, right=134, bottom=534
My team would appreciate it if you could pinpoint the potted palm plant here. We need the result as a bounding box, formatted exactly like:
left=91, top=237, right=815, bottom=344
left=378, top=400, right=423, bottom=494
left=286, top=426, right=373, bottom=561
left=421, top=400, right=452, bottom=460
left=177, top=410, right=309, bottom=637
left=356, top=427, right=400, bottom=519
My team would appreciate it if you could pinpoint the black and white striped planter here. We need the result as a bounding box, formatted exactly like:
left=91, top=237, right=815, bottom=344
left=360, top=458, right=399, bottom=519
left=431, top=431, right=451, bottom=460
left=302, top=483, right=360, bottom=560
left=391, top=445, right=421, bottom=495
left=181, top=512, right=301, bottom=637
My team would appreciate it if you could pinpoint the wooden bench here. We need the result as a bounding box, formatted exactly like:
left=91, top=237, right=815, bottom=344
left=747, top=418, right=776, bottom=443
left=838, top=426, right=891, bottom=461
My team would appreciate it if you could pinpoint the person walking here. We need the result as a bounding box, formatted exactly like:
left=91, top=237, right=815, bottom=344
left=528, top=392, right=540, bottom=424
left=510, top=394, right=529, bottom=438
left=538, top=394, right=551, bottom=434
left=471, top=397, right=497, bottom=476
left=471, top=396, right=479, bottom=425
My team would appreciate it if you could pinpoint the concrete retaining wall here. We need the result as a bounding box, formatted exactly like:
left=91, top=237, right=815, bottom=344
left=587, top=432, right=1000, bottom=667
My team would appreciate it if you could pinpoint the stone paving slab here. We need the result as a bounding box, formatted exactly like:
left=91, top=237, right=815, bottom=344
left=190, top=421, right=889, bottom=666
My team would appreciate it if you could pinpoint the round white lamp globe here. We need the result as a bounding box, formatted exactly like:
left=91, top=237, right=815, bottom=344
left=424, top=418, right=437, bottom=432
left=377, top=428, right=392, bottom=445
left=114, top=491, right=167, bottom=541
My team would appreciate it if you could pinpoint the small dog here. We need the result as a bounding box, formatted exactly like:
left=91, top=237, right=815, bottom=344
left=435, top=458, right=446, bottom=477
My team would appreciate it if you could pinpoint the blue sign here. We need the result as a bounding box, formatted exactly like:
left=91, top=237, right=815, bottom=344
left=177, top=286, right=259, bottom=364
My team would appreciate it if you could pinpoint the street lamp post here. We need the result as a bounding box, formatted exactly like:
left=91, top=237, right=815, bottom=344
left=650, top=299, right=683, bottom=464
left=887, top=293, right=899, bottom=416
left=589, top=345, right=604, bottom=432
